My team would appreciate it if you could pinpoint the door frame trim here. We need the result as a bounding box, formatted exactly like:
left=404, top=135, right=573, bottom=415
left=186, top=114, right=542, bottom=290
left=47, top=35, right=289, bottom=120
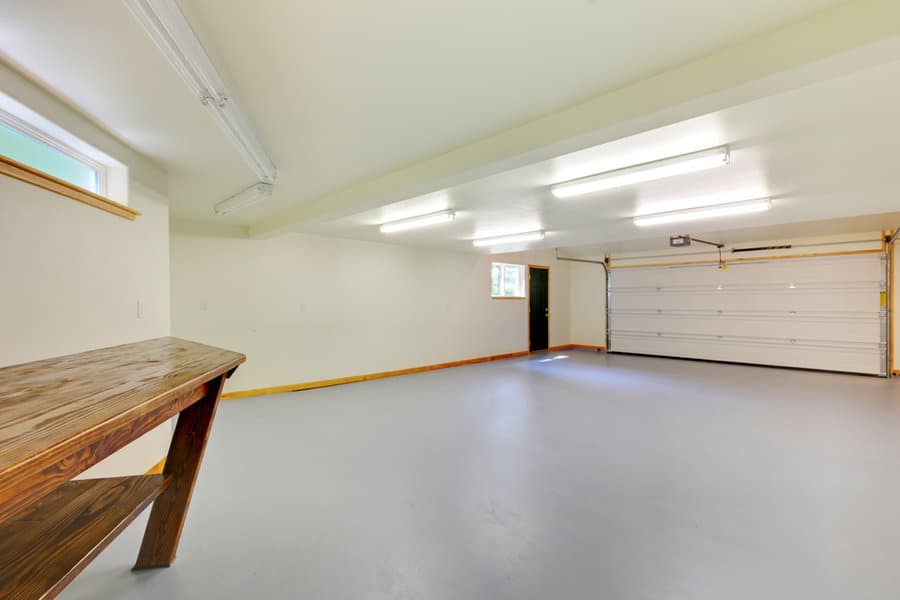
left=527, top=264, right=551, bottom=352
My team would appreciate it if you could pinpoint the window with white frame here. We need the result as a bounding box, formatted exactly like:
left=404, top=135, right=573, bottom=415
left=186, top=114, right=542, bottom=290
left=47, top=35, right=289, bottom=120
left=0, top=90, right=130, bottom=211
left=491, top=262, right=526, bottom=298
left=0, top=110, right=106, bottom=195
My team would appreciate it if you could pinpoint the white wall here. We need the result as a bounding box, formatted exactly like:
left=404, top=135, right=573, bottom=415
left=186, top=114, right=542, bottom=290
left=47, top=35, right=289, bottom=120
left=0, top=181, right=171, bottom=364
left=0, top=177, right=173, bottom=476
left=569, top=261, right=607, bottom=348
left=0, top=59, right=172, bottom=477
left=171, top=230, right=571, bottom=393
left=170, top=227, right=898, bottom=397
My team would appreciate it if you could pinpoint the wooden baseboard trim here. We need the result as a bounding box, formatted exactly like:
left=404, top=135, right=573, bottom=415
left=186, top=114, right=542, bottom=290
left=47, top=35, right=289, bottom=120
left=222, top=345, right=610, bottom=401
left=144, top=457, right=166, bottom=475
left=222, top=350, right=531, bottom=400
left=548, top=344, right=607, bottom=351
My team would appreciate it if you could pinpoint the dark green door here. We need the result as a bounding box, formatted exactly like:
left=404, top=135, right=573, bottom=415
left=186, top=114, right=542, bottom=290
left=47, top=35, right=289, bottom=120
left=529, top=266, right=549, bottom=351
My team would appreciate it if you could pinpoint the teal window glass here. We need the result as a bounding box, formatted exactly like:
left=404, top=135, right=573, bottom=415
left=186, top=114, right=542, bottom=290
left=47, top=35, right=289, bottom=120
left=0, top=121, right=99, bottom=193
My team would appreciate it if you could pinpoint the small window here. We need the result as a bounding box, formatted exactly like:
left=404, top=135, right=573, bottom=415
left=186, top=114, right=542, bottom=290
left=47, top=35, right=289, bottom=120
left=0, top=91, right=132, bottom=217
left=0, top=113, right=104, bottom=194
left=492, top=262, right=526, bottom=298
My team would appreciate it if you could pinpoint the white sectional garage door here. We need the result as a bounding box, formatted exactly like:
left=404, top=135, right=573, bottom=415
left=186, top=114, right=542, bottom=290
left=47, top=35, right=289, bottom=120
left=608, top=254, right=888, bottom=375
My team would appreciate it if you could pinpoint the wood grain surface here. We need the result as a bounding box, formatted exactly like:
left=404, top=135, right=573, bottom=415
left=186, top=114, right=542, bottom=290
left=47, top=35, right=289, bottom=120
left=135, top=375, right=225, bottom=569
left=0, top=475, right=166, bottom=600
left=0, top=154, right=140, bottom=221
left=0, top=337, right=245, bottom=523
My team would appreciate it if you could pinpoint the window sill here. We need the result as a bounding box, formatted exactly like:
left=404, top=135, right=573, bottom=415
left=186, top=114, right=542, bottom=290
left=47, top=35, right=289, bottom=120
left=492, top=296, right=526, bottom=300
left=0, top=155, right=139, bottom=221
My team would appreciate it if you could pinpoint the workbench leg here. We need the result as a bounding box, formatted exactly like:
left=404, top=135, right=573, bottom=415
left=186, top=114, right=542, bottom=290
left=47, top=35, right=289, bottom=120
left=133, top=374, right=226, bottom=570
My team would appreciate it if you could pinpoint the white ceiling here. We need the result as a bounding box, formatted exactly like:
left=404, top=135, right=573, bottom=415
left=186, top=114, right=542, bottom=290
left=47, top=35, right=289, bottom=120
left=307, top=55, right=900, bottom=253
left=0, top=0, right=846, bottom=225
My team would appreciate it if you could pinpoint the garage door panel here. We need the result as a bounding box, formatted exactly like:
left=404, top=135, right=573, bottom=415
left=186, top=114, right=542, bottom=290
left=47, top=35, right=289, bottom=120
left=609, top=290, right=880, bottom=312
left=610, top=311, right=881, bottom=343
left=608, top=254, right=887, bottom=375
left=609, top=333, right=880, bottom=374
left=611, top=256, right=884, bottom=286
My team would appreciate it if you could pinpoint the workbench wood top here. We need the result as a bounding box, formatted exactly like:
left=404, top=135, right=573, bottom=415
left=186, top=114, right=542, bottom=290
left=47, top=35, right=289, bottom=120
left=0, top=337, right=245, bottom=522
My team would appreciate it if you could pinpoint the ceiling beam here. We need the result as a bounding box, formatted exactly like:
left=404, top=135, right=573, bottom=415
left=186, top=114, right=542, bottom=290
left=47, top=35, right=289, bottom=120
left=249, top=0, right=900, bottom=238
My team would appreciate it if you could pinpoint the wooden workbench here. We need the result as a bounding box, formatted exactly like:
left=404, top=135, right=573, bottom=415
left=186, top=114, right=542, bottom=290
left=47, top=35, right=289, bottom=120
left=0, top=337, right=245, bottom=599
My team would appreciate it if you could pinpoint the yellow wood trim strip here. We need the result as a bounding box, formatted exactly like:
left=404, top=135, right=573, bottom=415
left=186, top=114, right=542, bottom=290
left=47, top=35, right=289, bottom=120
left=144, top=457, right=166, bottom=475
left=549, top=344, right=607, bottom=351
left=609, top=248, right=884, bottom=269
left=222, top=350, right=532, bottom=400
left=222, top=346, right=613, bottom=401
left=889, top=230, right=895, bottom=376
left=0, top=154, right=140, bottom=221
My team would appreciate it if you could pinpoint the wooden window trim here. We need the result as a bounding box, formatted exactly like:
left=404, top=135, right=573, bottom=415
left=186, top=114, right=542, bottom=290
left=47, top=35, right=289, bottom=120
left=0, top=154, right=139, bottom=221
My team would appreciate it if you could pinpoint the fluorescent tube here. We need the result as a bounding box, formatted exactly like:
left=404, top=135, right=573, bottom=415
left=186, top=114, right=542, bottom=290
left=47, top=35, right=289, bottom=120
left=633, top=198, right=771, bottom=227
left=551, top=146, right=730, bottom=199
left=472, top=230, right=545, bottom=247
left=124, top=0, right=277, bottom=184
left=214, top=183, right=274, bottom=216
left=380, top=210, right=455, bottom=233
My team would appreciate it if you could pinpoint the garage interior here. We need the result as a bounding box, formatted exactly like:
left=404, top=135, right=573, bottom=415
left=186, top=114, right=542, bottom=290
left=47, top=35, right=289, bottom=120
left=1, top=1, right=900, bottom=599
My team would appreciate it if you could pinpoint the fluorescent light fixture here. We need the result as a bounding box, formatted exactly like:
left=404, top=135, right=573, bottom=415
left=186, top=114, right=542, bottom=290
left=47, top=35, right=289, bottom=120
left=214, top=183, right=274, bottom=216
left=380, top=210, right=455, bottom=233
left=472, top=230, right=545, bottom=247
left=551, top=146, right=730, bottom=199
left=633, top=198, right=771, bottom=227
left=124, top=0, right=277, bottom=184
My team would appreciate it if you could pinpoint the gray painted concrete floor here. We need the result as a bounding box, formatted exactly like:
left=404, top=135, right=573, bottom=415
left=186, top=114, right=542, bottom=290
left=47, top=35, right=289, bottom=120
left=60, top=351, right=900, bottom=600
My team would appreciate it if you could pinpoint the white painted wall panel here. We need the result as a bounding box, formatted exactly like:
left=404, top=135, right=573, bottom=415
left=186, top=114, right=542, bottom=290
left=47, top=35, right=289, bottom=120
left=609, top=254, right=887, bottom=375
left=569, top=261, right=606, bottom=347
left=171, top=233, right=571, bottom=393
left=0, top=63, right=172, bottom=478
left=0, top=178, right=173, bottom=476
